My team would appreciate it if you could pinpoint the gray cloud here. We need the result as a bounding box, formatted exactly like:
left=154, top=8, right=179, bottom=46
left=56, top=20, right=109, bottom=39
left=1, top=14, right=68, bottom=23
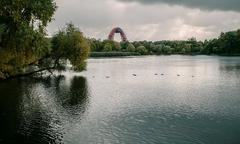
left=118, top=0, right=240, bottom=12
left=47, top=0, right=240, bottom=41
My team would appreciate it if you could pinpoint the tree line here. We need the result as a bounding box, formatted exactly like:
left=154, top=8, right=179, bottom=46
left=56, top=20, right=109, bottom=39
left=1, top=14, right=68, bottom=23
left=88, top=29, right=240, bottom=56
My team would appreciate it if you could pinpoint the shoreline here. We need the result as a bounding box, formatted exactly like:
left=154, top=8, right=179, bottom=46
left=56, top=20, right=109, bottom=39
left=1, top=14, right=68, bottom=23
left=89, top=52, right=240, bottom=58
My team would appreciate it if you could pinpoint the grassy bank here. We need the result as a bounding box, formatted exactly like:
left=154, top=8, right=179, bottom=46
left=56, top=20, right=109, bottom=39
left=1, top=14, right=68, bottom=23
left=90, top=52, right=240, bottom=58
left=217, top=53, right=240, bottom=56
left=90, top=52, right=140, bottom=57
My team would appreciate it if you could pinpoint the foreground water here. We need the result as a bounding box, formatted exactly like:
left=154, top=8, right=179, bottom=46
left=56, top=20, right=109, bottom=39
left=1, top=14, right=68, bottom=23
left=1, top=55, right=240, bottom=144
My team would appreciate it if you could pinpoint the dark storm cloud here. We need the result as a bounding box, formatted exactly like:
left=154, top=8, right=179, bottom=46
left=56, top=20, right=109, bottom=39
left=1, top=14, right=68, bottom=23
left=118, top=0, right=240, bottom=12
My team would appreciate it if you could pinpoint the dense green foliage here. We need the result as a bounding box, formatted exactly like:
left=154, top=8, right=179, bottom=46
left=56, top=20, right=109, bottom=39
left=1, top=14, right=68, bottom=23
left=203, top=30, right=240, bottom=54
left=0, top=0, right=56, bottom=79
left=51, top=24, right=90, bottom=71
left=88, top=29, right=240, bottom=56
left=0, top=1, right=90, bottom=79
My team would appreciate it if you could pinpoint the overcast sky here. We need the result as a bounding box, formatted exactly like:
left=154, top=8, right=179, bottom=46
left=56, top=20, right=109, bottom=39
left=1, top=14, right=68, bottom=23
left=47, top=0, right=240, bottom=41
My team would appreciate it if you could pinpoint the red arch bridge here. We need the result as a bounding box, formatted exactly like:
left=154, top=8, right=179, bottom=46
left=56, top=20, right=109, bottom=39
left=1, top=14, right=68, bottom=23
left=108, top=27, right=128, bottom=42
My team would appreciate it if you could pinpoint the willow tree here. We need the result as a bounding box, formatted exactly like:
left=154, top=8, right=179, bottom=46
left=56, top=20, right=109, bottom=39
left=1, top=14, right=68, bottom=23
left=51, top=23, right=90, bottom=72
left=0, top=0, right=90, bottom=79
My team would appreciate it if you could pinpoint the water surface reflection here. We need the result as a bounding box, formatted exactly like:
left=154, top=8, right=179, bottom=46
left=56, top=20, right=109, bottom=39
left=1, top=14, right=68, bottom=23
left=0, top=76, right=89, bottom=144
left=1, top=56, right=240, bottom=144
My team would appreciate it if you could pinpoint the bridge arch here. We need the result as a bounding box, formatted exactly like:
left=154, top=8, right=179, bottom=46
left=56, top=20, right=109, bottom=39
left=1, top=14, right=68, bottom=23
left=108, top=27, right=128, bottom=42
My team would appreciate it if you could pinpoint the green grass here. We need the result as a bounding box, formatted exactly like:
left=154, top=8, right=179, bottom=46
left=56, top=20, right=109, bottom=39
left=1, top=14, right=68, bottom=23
left=90, top=52, right=140, bottom=57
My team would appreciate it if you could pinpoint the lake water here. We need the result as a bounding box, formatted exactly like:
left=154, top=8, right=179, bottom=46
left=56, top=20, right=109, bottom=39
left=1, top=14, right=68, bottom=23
left=1, top=55, right=240, bottom=144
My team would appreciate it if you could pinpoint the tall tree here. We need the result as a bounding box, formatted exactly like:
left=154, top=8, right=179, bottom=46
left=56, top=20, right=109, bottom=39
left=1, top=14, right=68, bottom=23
left=0, top=0, right=56, bottom=79
left=0, top=1, right=90, bottom=79
left=51, top=23, right=90, bottom=71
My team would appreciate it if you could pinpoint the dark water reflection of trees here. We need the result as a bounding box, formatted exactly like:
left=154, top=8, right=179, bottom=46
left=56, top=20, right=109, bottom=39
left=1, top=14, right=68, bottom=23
left=0, top=76, right=90, bottom=144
